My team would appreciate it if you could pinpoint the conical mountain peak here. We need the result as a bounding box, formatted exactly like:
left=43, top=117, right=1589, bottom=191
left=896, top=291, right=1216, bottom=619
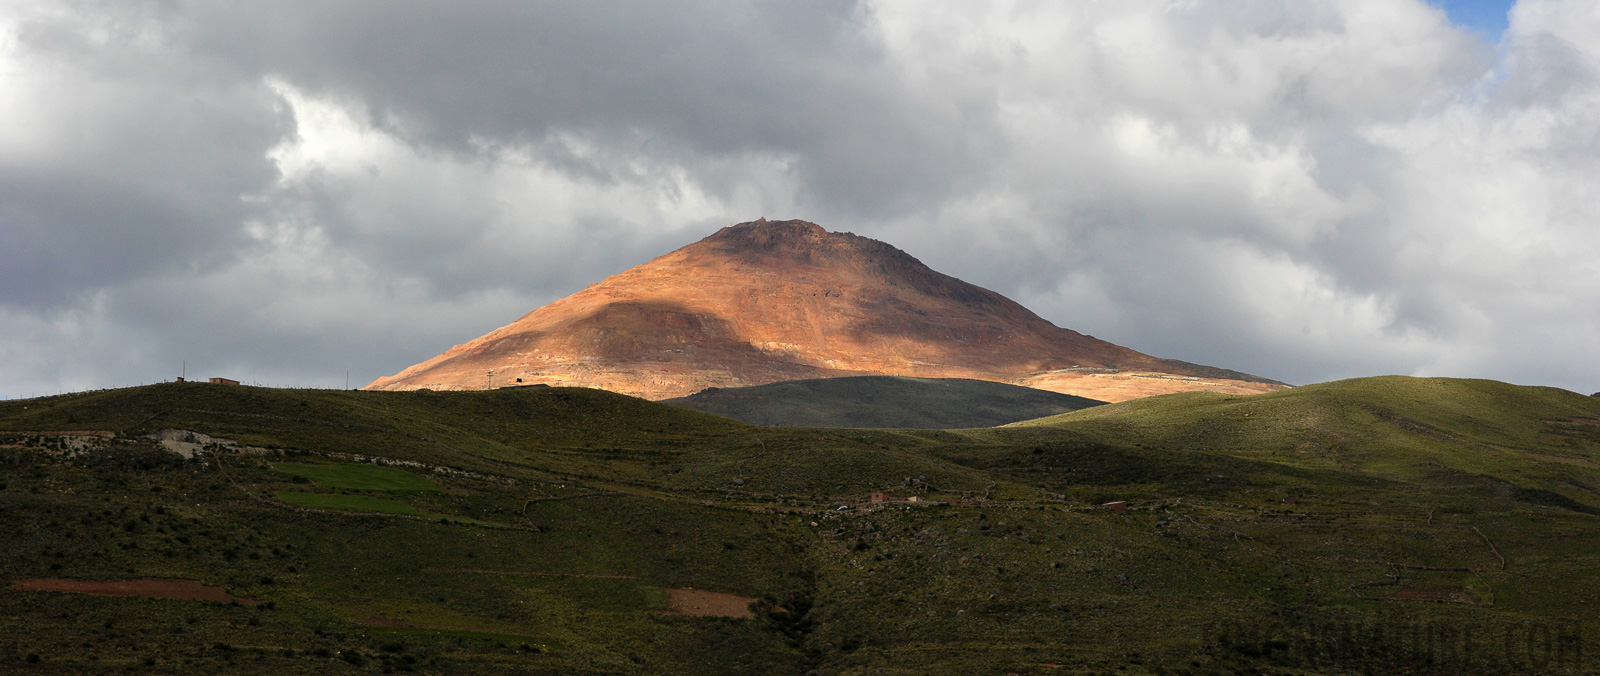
left=368, top=220, right=1284, bottom=401
left=694, top=219, right=920, bottom=272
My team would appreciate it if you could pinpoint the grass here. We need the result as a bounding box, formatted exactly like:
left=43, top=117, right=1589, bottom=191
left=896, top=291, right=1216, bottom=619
left=1, top=376, right=1598, bottom=673
left=272, top=462, right=440, bottom=492
left=364, top=624, right=558, bottom=650
left=665, top=375, right=1104, bottom=428
left=275, top=491, right=507, bottom=527
left=1007, top=376, right=1600, bottom=510
left=275, top=491, right=429, bottom=516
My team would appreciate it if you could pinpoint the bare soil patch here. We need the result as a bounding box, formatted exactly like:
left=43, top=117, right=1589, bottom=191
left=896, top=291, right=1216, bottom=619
left=12, top=578, right=259, bottom=605
left=663, top=588, right=755, bottom=618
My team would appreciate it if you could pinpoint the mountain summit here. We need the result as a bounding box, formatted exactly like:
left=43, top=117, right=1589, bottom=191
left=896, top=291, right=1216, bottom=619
left=366, top=219, right=1285, bottom=401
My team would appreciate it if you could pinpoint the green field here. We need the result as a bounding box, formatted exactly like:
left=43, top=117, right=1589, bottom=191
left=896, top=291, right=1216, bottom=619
left=274, top=491, right=507, bottom=528
left=275, top=491, right=429, bottom=516
left=1, top=377, right=1597, bottom=673
left=273, top=462, right=440, bottom=492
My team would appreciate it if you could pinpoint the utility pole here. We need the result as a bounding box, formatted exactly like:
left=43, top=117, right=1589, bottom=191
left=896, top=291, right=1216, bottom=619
left=181, top=360, right=185, bottom=382
left=487, top=369, right=494, bottom=389
left=345, top=371, right=350, bottom=390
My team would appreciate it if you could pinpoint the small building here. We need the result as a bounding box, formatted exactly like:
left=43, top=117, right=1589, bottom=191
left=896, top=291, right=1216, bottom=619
left=906, top=496, right=920, bottom=503
left=208, top=377, right=240, bottom=385
left=1101, top=501, right=1128, bottom=514
left=869, top=492, right=890, bottom=503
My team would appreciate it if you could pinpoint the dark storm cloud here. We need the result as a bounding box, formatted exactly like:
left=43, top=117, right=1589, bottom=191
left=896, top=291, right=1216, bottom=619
left=0, top=2, right=290, bottom=308
left=194, top=0, right=1001, bottom=216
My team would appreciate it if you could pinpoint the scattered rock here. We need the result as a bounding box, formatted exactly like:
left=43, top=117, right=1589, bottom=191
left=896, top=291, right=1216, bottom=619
left=147, top=429, right=273, bottom=459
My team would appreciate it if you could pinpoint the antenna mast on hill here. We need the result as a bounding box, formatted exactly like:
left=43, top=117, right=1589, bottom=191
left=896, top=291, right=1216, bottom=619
left=181, top=360, right=185, bottom=382
left=346, top=371, right=350, bottom=390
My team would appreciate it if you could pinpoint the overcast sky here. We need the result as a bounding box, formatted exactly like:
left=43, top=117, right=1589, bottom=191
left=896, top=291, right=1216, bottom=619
left=3, top=0, right=1596, bottom=398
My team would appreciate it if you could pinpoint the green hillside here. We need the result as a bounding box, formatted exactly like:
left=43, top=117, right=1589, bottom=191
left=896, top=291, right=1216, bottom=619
left=664, top=376, right=1105, bottom=428
left=1010, top=376, right=1600, bottom=512
left=1, top=377, right=1597, bottom=673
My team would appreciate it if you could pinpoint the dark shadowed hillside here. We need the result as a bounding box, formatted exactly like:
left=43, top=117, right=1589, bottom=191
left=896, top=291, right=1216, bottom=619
left=665, top=376, right=1106, bottom=428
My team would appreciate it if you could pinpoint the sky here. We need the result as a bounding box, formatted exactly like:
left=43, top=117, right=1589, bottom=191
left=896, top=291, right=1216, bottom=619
left=1, top=0, right=1597, bottom=399
left=1435, top=0, right=1516, bottom=39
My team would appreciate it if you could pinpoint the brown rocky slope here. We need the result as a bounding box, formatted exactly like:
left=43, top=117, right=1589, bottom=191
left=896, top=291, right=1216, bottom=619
left=366, top=220, right=1287, bottom=402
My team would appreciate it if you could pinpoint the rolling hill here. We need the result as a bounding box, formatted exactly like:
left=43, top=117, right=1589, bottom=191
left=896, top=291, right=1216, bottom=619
left=2, top=376, right=1597, bottom=673
left=1009, top=376, right=1600, bottom=512
left=665, top=376, right=1106, bottom=428
left=366, top=219, right=1286, bottom=402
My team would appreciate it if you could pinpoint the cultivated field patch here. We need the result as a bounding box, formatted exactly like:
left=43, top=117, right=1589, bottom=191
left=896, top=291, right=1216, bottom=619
left=276, top=491, right=428, bottom=516
left=664, top=588, right=755, bottom=618
left=275, top=490, right=506, bottom=527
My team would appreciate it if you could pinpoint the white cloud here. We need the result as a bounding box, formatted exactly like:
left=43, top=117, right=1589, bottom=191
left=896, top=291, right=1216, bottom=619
left=261, top=79, right=805, bottom=293
left=2, top=0, right=1598, bottom=396
left=855, top=0, right=1600, bottom=389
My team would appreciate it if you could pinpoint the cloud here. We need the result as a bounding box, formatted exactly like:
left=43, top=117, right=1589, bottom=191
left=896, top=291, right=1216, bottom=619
left=869, top=0, right=1600, bottom=388
left=0, top=2, right=289, bottom=308
left=1, top=0, right=1597, bottom=396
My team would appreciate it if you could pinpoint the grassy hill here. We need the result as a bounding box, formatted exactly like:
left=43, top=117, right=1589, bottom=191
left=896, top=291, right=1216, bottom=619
left=1, top=377, right=1597, bottom=673
left=664, top=376, right=1105, bottom=428
left=1009, top=376, right=1600, bottom=512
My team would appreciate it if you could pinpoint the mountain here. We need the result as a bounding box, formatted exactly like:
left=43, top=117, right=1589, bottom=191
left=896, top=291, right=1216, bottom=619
left=367, top=219, right=1286, bottom=401
left=665, top=376, right=1106, bottom=428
